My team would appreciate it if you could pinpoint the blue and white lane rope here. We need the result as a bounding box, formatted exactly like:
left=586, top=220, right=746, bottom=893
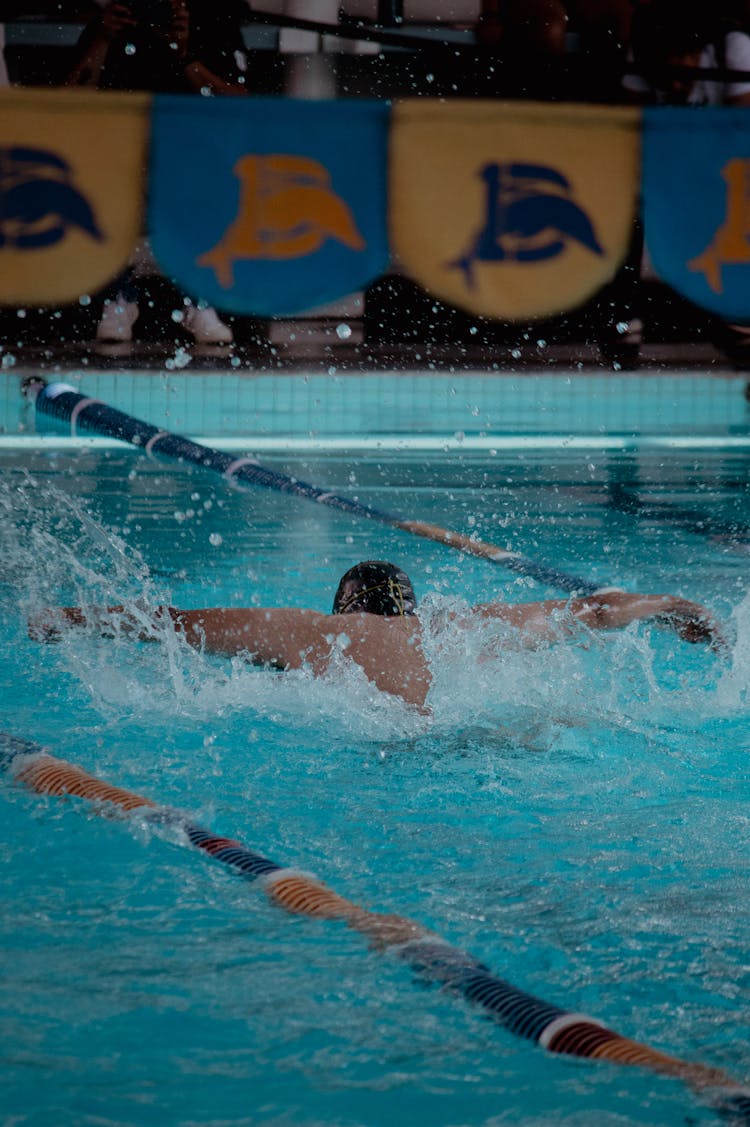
left=26, top=379, right=603, bottom=596
left=2, top=732, right=749, bottom=1124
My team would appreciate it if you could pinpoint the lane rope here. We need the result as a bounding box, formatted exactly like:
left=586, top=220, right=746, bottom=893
left=25, top=379, right=604, bottom=596
left=2, top=732, right=748, bottom=1122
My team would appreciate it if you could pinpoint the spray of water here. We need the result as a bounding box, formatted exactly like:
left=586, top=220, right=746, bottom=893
left=1, top=475, right=745, bottom=752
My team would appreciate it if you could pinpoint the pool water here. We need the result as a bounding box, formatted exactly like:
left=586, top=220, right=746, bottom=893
left=1, top=436, right=748, bottom=1126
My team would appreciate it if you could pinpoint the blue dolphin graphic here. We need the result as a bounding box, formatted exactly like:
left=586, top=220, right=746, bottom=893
left=504, top=194, right=603, bottom=261
left=450, top=162, right=603, bottom=287
left=1, top=179, right=103, bottom=248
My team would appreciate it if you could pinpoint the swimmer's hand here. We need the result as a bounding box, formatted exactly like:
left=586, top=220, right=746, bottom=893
left=28, top=605, right=171, bottom=644
left=651, top=597, right=728, bottom=652
left=28, top=607, right=88, bottom=642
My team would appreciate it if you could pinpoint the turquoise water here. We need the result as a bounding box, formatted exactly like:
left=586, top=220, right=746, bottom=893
left=1, top=435, right=749, bottom=1126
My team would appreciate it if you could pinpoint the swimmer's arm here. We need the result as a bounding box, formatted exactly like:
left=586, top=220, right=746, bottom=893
left=470, top=592, right=726, bottom=649
left=567, top=592, right=726, bottom=648
left=29, top=605, right=334, bottom=666
left=168, top=607, right=331, bottom=669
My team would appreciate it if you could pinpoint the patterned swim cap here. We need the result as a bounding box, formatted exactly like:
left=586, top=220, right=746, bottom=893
left=332, top=561, right=417, bottom=617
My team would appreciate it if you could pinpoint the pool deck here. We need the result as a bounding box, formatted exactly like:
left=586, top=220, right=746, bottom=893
left=0, top=334, right=741, bottom=375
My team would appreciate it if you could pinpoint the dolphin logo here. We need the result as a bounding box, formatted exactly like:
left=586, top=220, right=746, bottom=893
left=450, top=162, right=603, bottom=287
left=0, top=146, right=103, bottom=250
left=688, top=158, right=750, bottom=293
left=197, top=154, right=366, bottom=288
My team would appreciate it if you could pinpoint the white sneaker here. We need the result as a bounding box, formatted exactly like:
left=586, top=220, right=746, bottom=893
left=96, top=294, right=139, bottom=342
left=183, top=304, right=233, bottom=345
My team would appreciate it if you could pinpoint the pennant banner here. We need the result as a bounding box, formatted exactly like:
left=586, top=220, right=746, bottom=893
left=148, top=96, right=390, bottom=317
left=390, top=100, right=641, bottom=321
left=0, top=88, right=148, bottom=306
left=643, top=107, right=750, bottom=324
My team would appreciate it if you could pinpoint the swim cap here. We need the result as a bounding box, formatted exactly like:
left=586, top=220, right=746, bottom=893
left=332, top=561, right=417, bottom=617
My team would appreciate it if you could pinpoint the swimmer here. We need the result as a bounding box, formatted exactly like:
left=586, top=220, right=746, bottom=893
left=29, top=560, right=725, bottom=711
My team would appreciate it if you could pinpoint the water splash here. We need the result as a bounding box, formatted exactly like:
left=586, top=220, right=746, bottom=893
left=715, top=590, right=750, bottom=718
left=1, top=476, right=745, bottom=752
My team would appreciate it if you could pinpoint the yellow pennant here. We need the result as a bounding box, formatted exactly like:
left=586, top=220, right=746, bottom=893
left=0, top=88, right=149, bottom=305
left=390, top=100, right=641, bottom=321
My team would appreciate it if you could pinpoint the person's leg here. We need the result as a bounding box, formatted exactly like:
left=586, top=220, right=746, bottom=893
left=130, top=237, right=234, bottom=344
left=96, top=268, right=140, bottom=342
left=182, top=300, right=234, bottom=345
left=97, top=237, right=234, bottom=345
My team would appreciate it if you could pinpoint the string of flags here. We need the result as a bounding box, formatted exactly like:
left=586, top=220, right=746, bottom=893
left=1, top=87, right=749, bottom=324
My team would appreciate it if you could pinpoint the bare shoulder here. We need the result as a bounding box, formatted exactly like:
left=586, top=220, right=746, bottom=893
left=320, top=612, right=423, bottom=648
left=181, top=608, right=429, bottom=707
left=180, top=607, right=419, bottom=663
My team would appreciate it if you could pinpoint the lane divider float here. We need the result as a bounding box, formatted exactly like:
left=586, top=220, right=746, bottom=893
left=2, top=732, right=748, bottom=1123
left=25, top=379, right=604, bottom=596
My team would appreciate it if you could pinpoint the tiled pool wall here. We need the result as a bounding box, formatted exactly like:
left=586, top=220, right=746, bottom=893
left=2, top=369, right=749, bottom=442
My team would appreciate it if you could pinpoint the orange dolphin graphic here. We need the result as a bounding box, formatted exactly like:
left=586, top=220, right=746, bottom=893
left=688, top=158, right=750, bottom=293
left=198, top=154, right=366, bottom=288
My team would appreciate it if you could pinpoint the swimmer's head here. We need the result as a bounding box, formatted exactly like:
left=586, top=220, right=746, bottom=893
left=332, top=561, right=417, bottom=618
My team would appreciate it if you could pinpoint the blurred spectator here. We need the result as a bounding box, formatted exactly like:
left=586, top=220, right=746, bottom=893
left=566, top=0, right=633, bottom=53
left=563, top=0, right=633, bottom=96
left=623, top=0, right=750, bottom=105
left=474, top=0, right=569, bottom=99
left=67, top=0, right=249, bottom=94
left=0, top=24, right=9, bottom=87
left=477, top=0, right=567, bottom=56
left=66, top=0, right=249, bottom=344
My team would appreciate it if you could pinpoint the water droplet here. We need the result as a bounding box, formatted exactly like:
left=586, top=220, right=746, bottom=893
left=171, top=347, right=191, bottom=369
left=336, top=322, right=352, bottom=340
left=209, top=533, right=223, bottom=547
left=124, top=42, right=136, bottom=55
